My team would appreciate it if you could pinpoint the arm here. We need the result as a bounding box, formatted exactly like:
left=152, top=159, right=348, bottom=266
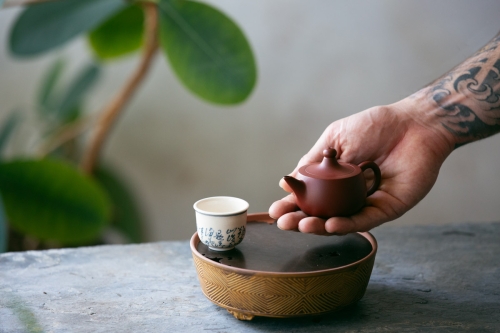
left=427, top=32, right=500, bottom=147
left=269, top=32, right=500, bottom=235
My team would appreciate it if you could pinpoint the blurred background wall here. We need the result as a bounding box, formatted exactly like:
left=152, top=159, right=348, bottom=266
left=1, top=0, right=500, bottom=242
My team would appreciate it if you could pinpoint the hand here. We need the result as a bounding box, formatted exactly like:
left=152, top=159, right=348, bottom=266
left=269, top=93, right=455, bottom=235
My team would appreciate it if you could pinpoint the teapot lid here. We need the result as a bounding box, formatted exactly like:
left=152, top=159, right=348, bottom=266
left=301, top=148, right=357, bottom=179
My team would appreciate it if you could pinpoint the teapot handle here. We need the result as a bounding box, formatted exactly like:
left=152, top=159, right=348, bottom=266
left=358, top=161, right=381, bottom=196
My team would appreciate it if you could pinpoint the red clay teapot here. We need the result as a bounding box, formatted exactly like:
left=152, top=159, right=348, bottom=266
left=283, top=148, right=381, bottom=218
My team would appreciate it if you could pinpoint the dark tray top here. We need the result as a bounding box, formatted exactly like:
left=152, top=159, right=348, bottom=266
left=196, top=220, right=373, bottom=273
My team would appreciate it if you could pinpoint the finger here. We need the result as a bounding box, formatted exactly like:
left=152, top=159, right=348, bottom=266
left=298, top=216, right=329, bottom=235
left=276, top=211, right=308, bottom=231
left=324, top=188, right=409, bottom=234
left=269, top=194, right=298, bottom=219
left=279, top=177, right=293, bottom=193
left=324, top=205, right=390, bottom=234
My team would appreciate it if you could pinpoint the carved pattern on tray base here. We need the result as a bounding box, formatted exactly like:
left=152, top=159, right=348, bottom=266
left=192, top=254, right=375, bottom=319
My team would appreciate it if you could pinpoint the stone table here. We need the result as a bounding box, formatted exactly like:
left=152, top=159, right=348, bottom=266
left=1, top=221, right=499, bottom=332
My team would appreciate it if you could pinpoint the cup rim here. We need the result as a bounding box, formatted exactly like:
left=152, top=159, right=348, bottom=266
left=193, top=196, right=249, bottom=217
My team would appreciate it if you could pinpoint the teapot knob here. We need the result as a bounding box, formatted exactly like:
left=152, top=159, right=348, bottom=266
left=323, top=148, right=337, bottom=159
left=319, top=147, right=343, bottom=170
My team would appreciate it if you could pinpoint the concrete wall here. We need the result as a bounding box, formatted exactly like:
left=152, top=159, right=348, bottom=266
left=1, top=0, right=499, bottom=241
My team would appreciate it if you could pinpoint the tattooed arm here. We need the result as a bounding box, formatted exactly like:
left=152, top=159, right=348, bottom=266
left=429, top=32, right=500, bottom=147
left=269, top=32, right=500, bottom=235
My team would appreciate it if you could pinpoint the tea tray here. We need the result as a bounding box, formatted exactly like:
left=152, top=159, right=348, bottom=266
left=190, top=213, right=377, bottom=320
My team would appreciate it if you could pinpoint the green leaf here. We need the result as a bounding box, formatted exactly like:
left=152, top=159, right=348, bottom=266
left=62, top=105, right=82, bottom=124
left=94, top=166, right=143, bottom=243
left=159, top=0, right=257, bottom=104
left=0, top=111, right=21, bottom=155
left=0, top=195, right=7, bottom=253
left=88, top=4, right=145, bottom=61
left=57, top=63, right=100, bottom=121
left=0, top=159, right=111, bottom=244
left=38, top=58, right=65, bottom=114
left=9, top=0, right=125, bottom=57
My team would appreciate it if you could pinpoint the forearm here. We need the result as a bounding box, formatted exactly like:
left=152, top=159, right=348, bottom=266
left=423, top=31, right=500, bottom=149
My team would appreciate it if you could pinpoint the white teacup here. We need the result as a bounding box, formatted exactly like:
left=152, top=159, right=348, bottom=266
left=194, top=196, right=249, bottom=251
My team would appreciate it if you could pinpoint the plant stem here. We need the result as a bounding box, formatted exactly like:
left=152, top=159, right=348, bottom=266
left=81, top=2, right=159, bottom=174
left=38, top=116, right=93, bottom=157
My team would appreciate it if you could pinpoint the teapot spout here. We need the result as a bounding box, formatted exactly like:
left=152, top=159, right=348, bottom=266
left=283, top=176, right=306, bottom=199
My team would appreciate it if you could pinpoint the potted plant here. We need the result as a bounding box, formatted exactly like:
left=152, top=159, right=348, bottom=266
left=0, top=0, right=257, bottom=251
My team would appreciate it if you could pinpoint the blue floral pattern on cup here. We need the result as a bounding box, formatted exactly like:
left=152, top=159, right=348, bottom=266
left=198, top=226, right=246, bottom=250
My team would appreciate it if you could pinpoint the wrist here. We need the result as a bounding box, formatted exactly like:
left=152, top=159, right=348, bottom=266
left=395, top=88, right=457, bottom=157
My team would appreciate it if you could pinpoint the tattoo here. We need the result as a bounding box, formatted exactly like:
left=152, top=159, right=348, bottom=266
left=429, top=33, right=500, bottom=148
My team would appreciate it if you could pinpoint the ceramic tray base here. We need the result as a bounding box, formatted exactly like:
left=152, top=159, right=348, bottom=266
left=190, top=213, right=377, bottom=320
